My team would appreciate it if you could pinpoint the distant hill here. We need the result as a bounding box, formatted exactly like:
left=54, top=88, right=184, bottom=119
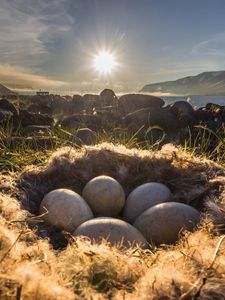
left=141, top=71, right=225, bottom=96
left=0, top=84, right=17, bottom=96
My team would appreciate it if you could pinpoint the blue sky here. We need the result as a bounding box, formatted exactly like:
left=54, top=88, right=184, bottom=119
left=1, top=0, right=225, bottom=92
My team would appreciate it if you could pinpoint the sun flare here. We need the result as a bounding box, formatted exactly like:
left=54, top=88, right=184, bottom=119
left=93, top=51, right=117, bottom=74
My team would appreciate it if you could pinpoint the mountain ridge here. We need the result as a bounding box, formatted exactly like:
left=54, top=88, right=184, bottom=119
left=0, top=83, right=17, bottom=96
left=141, top=71, right=225, bottom=96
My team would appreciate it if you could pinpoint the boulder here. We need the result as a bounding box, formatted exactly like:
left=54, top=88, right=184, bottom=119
left=51, top=95, right=72, bottom=115
left=99, top=89, right=117, bottom=107
left=122, top=107, right=178, bottom=133
left=118, top=94, right=164, bottom=115
left=0, top=98, right=18, bottom=115
left=123, top=182, right=173, bottom=223
left=169, top=101, right=196, bottom=127
left=194, top=109, right=213, bottom=123
left=27, top=103, right=52, bottom=115
left=170, top=101, right=194, bottom=116
left=0, top=109, right=13, bottom=124
left=60, top=114, right=101, bottom=130
left=82, top=94, right=100, bottom=112
left=133, top=202, right=200, bottom=246
left=73, top=217, right=148, bottom=248
left=17, top=110, right=54, bottom=127
left=70, top=94, right=84, bottom=113
left=205, top=102, right=221, bottom=111
left=71, top=128, right=96, bottom=146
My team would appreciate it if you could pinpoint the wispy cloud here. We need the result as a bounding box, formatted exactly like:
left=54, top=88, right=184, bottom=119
left=0, top=64, right=66, bottom=89
left=0, top=0, right=73, bottom=68
left=192, top=32, right=225, bottom=56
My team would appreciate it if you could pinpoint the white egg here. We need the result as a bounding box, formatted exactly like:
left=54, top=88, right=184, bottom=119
left=82, top=176, right=125, bottom=217
left=133, top=202, right=200, bottom=246
left=123, top=182, right=173, bottom=223
left=39, top=189, right=93, bottom=233
left=73, top=217, right=147, bottom=248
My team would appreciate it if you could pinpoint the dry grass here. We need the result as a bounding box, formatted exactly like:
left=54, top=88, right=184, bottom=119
left=1, top=143, right=225, bottom=299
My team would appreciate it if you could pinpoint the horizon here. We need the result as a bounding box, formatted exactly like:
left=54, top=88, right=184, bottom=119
left=1, top=0, right=225, bottom=93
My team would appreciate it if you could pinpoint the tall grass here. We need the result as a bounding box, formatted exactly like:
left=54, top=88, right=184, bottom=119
left=183, top=125, right=225, bottom=165
left=0, top=122, right=224, bottom=173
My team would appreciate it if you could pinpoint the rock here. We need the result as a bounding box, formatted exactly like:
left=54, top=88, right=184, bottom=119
left=0, top=98, right=18, bottom=115
left=179, top=113, right=196, bottom=128
left=27, top=103, right=52, bottom=115
left=205, top=102, right=221, bottom=111
left=50, top=95, right=70, bottom=115
left=83, top=94, right=99, bottom=103
left=70, top=94, right=84, bottom=113
left=17, top=110, right=54, bottom=127
left=100, top=88, right=116, bottom=99
left=71, top=128, right=96, bottom=146
left=169, top=101, right=196, bottom=127
left=0, top=109, right=13, bottom=123
left=82, top=94, right=100, bottom=112
left=73, top=217, right=147, bottom=248
left=60, top=114, right=101, bottom=130
left=23, top=125, right=51, bottom=135
left=170, top=101, right=194, bottom=116
left=122, top=107, right=178, bottom=133
left=99, top=89, right=117, bottom=107
left=133, top=202, right=200, bottom=246
left=118, top=94, right=164, bottom=115
left=194, top=109, right=213, bottom=123
left=28, top=95, right=52, bottom=106
left=123, top=182, right=173, bottom=223
left=39, top=189, right=93, bottom=233
left=144, top=127, right=166, bottom=144
left=82, top=176, right=125, bottom=217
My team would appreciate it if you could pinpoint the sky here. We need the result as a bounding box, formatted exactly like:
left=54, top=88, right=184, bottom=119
left=1, top=0, right=225, bottom=93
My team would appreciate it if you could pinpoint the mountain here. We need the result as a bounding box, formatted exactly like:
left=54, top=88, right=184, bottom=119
left=141, top=71, right=225, bottom=96
left=0, top=83, right=17, bottom=96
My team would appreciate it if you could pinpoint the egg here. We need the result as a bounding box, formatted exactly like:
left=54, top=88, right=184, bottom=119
left=73, top=217, right=147, bottom=248
left=133, top=202, right=200, bottom=246
left=39, top=189, right=93, bottom=233
left=82, top=176, right=125, bottom=217
left=123, top=182, right=173, bottom=223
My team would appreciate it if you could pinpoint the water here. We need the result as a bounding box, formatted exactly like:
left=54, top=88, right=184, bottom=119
left=162, top=96, right=225, bottom=108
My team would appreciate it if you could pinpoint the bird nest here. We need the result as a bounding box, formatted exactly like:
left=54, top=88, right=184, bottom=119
left=14, top=143, right=224, bottom=243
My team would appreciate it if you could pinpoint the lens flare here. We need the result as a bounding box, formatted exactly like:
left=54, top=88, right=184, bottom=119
left=93, top=51, right=117, bottom=74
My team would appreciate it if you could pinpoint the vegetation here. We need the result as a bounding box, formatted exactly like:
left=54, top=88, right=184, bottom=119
left=0, top=123, right=225, bottom=299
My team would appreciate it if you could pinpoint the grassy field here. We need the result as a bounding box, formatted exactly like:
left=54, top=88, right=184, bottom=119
left=0, top=124, right=225, bottom=299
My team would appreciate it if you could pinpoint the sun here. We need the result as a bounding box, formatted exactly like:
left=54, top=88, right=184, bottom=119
left=93, top=51, right=117, bottom=75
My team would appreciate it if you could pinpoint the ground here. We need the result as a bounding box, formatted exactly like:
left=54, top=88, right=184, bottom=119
left=0, top=126, right=225, bottom=299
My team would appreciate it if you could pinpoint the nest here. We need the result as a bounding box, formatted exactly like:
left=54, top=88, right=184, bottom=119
left=17, top=143, right=225, bottom=224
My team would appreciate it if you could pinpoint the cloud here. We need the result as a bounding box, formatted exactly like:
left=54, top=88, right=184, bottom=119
left=0, top=0, right=74, bottom=68
left=0, top=64, right=66, bottom=89
left=192, top=32, right=225, bottom=56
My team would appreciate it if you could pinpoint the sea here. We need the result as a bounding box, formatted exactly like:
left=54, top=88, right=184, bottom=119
left=162, top=95, right=225, bottom=108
